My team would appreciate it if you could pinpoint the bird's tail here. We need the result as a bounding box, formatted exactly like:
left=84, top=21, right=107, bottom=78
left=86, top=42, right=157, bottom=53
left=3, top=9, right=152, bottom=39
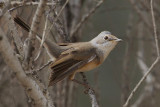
left=14, top=16, right=30, bottom=32
left=14, top=15, right=63, bottom=58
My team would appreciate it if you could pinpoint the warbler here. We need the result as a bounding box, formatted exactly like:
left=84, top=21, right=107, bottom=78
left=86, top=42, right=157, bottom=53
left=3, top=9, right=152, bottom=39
left=14, top=16, right=122, bottom=86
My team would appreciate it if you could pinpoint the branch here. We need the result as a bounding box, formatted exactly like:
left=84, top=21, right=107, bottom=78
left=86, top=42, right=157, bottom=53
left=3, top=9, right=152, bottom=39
left=71, top=0, right=104, bottom=37
left=132, top=23, right=155, bottom=107
left=47, top=13, right=69, bottom=42
left=0, top=0, right=10, bottom=18
left=123, top=58, right=159, bottom=107
left=24, top=0, right=47, bottom=68
left=30, top=60, right=52, bottom=75
left=132, top=53, right=155, bottom=107
left=129, top=0, right=151, bottom=29
left=121, top=13, right=134, bottom=105
left=0, top=28, right=54, bottom=107
left=80, top=73, right=99, bottom=107
left=34, top=14, right=49, bottom=61
left=2, top=11, right=24, bottom=55
left=0, top=2, right=54, bottom=107
left=9, top=1, right=57, bottom=12
left=45, top=0, right=70, bottom=42
left=150, top=0, right=159, bottom=57
left=123, top=0, right=160, bottom=106
left=55, top=0, right=70, bottom=22
left=11, top=1, right=56, bottom=6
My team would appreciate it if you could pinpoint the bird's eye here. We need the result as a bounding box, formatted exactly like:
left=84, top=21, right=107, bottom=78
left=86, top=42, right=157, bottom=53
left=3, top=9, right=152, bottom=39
left=104, top=36, right=108, bottom=40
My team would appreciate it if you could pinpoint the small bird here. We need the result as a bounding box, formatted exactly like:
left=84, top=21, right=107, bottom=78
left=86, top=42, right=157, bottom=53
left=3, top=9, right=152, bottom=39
left=14, top=16, right=122, bottom=86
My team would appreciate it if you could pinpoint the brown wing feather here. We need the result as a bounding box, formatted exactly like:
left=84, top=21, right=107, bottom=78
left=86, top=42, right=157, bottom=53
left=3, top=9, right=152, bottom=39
left=50, top=59, right=79, bottom=81
left=48, top=61, right=90, bottom=86
left=58, top=43, right=74, bottom=46
left=48, top=43, right=98, bottom=86
left=14, top=16, right=30, bottom=32
left=48, top=55, right=98, bottom=86
left=49, top=59, right=82, bottom=86
left=52, top=59, right=78, bottom=71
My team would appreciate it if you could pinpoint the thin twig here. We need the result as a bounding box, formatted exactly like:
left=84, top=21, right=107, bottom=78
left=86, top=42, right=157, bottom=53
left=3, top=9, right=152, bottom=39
left=121, top=13, right=134, bottom=105
left=31, top=60, right=52, bottom=74
left=129, top=0, right=151, bottom=29
left=123, top=0, right=160, bottom=106
left=24, top=0, right=47, bottom=69
left=34, top=15, right=49, bottom=61
left=132, top=23, right=155, bottom=106
left=80, top=72, right=99, bottom=107
left=150, top=0, right=159, bottom=57
left=55, top=0, right=70, bottom=22
left=123, top=58, right=159, bottom=107
left=47, top=10, right=69, bottom=42
left=11, top=1, right=56, bottom=6
left=44, top=0, right=70, bottom=43
left=71, top=0, right=104, bottom=37
left=9, top=1, right=57, bottom=12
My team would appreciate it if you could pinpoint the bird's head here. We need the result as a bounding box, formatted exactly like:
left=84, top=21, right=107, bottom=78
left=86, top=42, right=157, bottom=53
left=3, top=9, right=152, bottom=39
left=91, top=31, right=122, bottom=58
left=91, top=31, right=122, bottom=47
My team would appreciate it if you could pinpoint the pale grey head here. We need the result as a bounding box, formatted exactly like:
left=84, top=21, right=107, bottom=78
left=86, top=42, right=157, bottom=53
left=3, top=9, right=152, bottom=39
left=91, top=31, right=122, bottom=44
left=90, top=31, right=122, bottom=60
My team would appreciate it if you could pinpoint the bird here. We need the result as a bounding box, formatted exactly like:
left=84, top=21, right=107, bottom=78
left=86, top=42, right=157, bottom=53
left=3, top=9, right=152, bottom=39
left=14, top=16, right=122, bottom=86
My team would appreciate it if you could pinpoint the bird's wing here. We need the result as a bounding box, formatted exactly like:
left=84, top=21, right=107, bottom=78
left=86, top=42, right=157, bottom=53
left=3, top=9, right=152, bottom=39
left=48, top=46, right=97, bottom=86
left=57, top=43, right=74, bottom=46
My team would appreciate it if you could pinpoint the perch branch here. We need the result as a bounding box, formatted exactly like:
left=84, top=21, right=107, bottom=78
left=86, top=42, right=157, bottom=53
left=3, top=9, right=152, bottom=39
left=80, top=72, right=99, bottom=107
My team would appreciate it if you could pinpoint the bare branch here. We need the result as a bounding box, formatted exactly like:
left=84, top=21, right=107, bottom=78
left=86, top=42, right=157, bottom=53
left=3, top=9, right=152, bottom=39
left=30, top=60, right=52, bottom=75
left=121, top=13, right=134, bottom=105
left=47, top=13, right=69, bottom=42
left=129, top=0, right=151, bottom=29
left=150, top=0, right=159, bottom=57
left=55, top=0, right=70, bottom=22
left=123, top=58, right=159, bottom=107
left=24, top=0, right=47, bottom=68
left=0, top=11, right=24, bottom=55
left=132, top=23, right=156, bottom=106
left=80, top=73, right=99, bottom=107
left=11, top=1, right=56, bottom=6
left=34, top=15, right=49, bottom=61
left=45, top=0, right=70, bottom=43
left=123, top=0, right=160, bottom=106
left=0, top=28, right=54, bottom=107
left=71, top=0, right=104, bottom=37
left=9, top=1, right=57, bottom=12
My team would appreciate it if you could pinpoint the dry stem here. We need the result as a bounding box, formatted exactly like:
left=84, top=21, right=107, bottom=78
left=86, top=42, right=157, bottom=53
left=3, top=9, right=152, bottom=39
left=123, top=0, right=160, bottom=106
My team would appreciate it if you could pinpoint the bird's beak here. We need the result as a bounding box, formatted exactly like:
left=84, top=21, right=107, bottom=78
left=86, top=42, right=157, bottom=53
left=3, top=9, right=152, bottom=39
left=108, top=37, right=122, bottom=42
left=115, top=38, right=122, bottom=42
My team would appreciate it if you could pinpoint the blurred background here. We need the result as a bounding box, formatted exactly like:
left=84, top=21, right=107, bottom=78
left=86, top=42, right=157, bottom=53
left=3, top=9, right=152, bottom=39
left=0, top=0, right=160, bottom=107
